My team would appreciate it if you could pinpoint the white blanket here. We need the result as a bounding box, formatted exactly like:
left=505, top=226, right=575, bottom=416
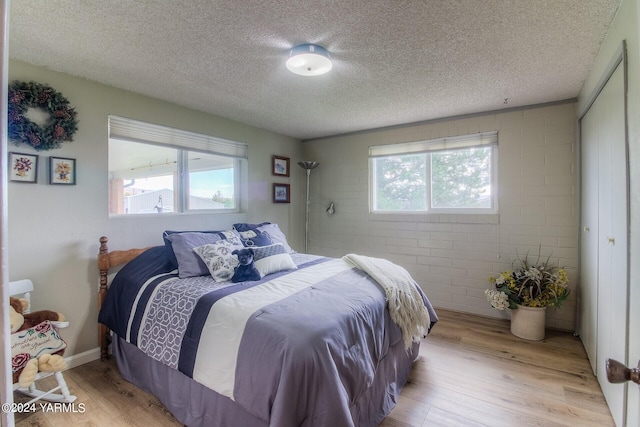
left=343, top=254, right=431, bottom=350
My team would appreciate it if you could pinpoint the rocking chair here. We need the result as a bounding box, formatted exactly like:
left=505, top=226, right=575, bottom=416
left=9, top=279, right=76, bottom=404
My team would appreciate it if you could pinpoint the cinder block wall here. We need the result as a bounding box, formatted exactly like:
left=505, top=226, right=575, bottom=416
left=302, top=102, right=578, bottom=331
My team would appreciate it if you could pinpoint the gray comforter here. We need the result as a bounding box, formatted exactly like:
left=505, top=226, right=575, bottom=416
left=100, top=250, right=438, bottom=426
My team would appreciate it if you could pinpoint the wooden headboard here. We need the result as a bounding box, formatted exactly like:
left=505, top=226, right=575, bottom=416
left=98, top=236, right=151, bottom=360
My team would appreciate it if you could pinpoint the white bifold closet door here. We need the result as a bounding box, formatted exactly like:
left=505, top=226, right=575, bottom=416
left=579, top=61, right=628, bottom=427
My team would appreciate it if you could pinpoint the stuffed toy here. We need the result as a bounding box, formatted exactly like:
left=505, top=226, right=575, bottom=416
left=10, top=297, right=64, bottom=333
left=9, top=296, right=67, bottom=388
left=231, top=248, right=261, bottom=283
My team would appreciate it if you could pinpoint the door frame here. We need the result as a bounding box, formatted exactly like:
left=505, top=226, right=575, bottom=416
left=1, top=1, right=13, bottom=426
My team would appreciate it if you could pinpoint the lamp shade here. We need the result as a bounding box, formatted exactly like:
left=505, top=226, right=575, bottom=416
left=298, top=161, right=319, bottom=170
left=286, top=44, right=332, bottom=76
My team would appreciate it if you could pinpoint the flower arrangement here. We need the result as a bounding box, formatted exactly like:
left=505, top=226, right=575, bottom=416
left=486, top=247, right=570, bottom=310
left=55, top=161, right=72, bottom=181
left=13, top=157, right=33, bottom=176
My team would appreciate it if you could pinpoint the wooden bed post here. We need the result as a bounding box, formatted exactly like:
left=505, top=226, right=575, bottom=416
left=98, top=236, right=152, bottom=361
left=98, top=236, right=112, bottom=361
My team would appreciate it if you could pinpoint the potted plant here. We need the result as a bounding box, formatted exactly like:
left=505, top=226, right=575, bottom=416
left=485, top=247, right=570, bottom=340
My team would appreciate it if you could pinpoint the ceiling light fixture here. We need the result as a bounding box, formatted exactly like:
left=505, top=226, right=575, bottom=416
left=286, top=44, right=332, bottom=77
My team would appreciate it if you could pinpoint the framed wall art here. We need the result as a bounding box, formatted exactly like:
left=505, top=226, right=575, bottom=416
left=9, top=152, right=38, bottom=183
left=272, top=155, right=290, bottom=177
left=49, top=156, right=76, bottom=185
left=273, top=183, right=290, bottom=203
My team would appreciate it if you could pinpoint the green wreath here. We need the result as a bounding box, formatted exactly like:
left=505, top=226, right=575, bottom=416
left=7, top=81, right=78, bottom=151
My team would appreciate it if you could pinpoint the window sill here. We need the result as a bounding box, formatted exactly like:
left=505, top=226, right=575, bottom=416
left=368, top=212, right=499, bottom=225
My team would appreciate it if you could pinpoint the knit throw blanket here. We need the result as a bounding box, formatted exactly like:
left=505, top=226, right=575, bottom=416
left=342, top=254, right=431, bottom=350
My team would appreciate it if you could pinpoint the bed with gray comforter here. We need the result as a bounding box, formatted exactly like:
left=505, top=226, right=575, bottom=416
left=99, top=245, right=437, bottom=427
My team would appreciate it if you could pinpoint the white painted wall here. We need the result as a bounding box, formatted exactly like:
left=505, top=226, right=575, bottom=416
left=6, top=60, right=305, bottom=356
left=303, top=102, right=579, bottom=331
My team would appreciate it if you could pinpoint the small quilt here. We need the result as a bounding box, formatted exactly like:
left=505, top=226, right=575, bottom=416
left=11, top=321, right=66, bottom=381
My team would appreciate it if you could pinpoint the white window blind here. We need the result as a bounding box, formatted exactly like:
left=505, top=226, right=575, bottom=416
left=369, top=131, right=498, bottom=157
left=109, top=115, right=248, bottom=159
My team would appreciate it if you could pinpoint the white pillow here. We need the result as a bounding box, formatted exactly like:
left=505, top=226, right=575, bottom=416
left=253, top=243, right=297, bottom=278
left=193, top=240, right=243, bottom=282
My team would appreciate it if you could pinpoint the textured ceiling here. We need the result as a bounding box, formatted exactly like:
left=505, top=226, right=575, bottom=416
left=9, top=1, right=621, bottom=140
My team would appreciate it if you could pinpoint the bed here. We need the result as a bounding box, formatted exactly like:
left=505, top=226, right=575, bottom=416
left=97, top=223, right=438, bottom=427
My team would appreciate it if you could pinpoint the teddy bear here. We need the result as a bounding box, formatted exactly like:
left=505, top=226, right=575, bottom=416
left=9, top=296, right=67, bottom=388
left=231, top=248, right=261, bottom=283
left=10, top=297, right=64, bottom=332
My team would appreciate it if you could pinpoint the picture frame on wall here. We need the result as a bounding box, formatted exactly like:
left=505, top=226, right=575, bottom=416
left=272, top=155, right=290, bottom=177
left=9, top=152, right=38, bottom=183
left=273, top=183, right=290, bottom=203
left=49, top=156, right=76, bottom=185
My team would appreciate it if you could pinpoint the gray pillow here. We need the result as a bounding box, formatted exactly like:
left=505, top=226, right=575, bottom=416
left=166, top=230, right=242, bottom=278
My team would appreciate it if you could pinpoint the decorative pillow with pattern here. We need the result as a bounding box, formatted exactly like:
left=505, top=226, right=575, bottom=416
left=193, top=240, right=244, bottom=282
left=253, top=243, right=297, bottom=278
left=165, top=230, right=243, bottom=278
left=233, top=222, right=294, bottom=253
left=238, top=229, right=273, bottom=247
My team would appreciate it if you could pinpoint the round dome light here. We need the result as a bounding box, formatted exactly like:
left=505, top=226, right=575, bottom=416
left=286, top=44, right=332, bottom=77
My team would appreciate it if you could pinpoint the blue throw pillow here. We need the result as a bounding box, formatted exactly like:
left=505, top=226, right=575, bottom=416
left=233, top=222, right=270, bottom=232
left=233, top=222, right=294, bottom=253
left=237, top=229, right=273, bottom=247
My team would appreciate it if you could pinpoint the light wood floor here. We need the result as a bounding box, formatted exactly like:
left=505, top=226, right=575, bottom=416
left=14, top=310, right=614, bottom=427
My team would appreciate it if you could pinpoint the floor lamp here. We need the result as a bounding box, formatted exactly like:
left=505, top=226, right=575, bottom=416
left=298, top=161, right=319, bottom=253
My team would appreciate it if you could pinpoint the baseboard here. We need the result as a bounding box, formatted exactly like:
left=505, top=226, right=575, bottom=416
left=63, top=347, right=101, bottom=370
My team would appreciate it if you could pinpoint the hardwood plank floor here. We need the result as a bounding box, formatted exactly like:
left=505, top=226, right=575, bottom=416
left=14, top=310, right=613, bottom=426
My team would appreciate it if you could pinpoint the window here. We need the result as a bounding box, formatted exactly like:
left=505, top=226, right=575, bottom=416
left=370, top=131, right=498, bottom=214
left=108, top=116, right=247, bottom=215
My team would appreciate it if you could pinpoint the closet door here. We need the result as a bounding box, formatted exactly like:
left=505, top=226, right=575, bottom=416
left=579, top=101, right=599, bottom=373
left=597, top=63, right=628, bottom=427
left=580, top=61, right=628, bottom=427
